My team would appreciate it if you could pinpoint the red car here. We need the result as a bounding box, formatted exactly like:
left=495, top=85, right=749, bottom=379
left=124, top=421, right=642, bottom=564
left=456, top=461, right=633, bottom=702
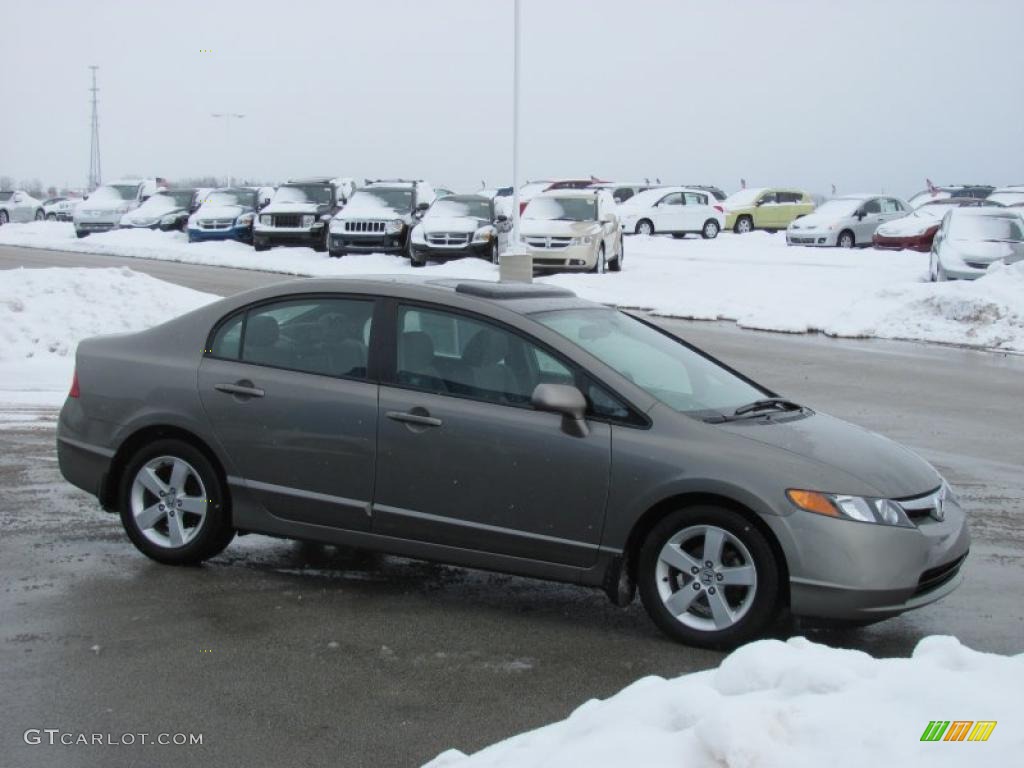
left=873, top=198, right=999, bottom=251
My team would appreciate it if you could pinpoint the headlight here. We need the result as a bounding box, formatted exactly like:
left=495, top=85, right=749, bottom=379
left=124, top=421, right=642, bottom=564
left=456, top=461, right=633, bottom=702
left=472, top=226, right=495, bottom=243
left=385, top=219, right=404, bottom=235
left=329, top=218, right=343, bottom=233
left=301, top=214, right=315, bottom=228
left=259, top=214, right=272, bottom=226
left=236, top=213, right=254, bottom=226
left=570, top=235, right=594, bottom=245
left=786, top=489, right=914, bottom=527
left=410, top=225, right=426, bottom=243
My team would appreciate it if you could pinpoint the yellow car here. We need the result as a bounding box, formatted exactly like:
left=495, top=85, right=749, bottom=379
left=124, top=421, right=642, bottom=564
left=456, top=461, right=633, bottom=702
left=723, top=188, right=815, bottom=233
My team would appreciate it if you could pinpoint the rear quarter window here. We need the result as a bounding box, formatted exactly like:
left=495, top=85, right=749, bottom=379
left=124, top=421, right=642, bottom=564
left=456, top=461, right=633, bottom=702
left=210, top=314, right=242, bottom=359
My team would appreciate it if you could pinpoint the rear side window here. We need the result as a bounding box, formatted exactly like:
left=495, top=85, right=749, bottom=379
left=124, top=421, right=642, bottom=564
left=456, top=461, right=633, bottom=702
left=683, top=192, right=708, bottom=206
left=613, top=187, right=634, bottom=203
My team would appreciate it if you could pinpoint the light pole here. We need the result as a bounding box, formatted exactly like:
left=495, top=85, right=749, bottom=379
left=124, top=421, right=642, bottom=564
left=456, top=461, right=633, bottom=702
left=211, top=113, right=244, bottom=186
left=500, top=0, right=532, bottom=282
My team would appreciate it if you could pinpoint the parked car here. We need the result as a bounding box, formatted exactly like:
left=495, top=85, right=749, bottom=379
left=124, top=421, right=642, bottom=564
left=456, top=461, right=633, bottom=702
left=929, top=207, right=1024, bottom=281
left=985, top=186, right=1024, bottom=208
left=56, top=277, right=969, bottom=649
left=521, top=189, right=623, bottom=273
left=328, top=179, right=436, bottom=258
left=73, top=179, right=165, bottom=237
left=786, top=194, right=909, bottom=248
left=253, top=177, right=344, bottom=252
left=907, top=184, right=995, bottom=209
left=618, top=187, right=725, bottom=239
left=587, top=182, right=662, bottom=205
left=0, top=190, right=44, bottom=225
left=187, top=187, right=260, bottom=243
left=873, top=198, right=1000, bottom=251
left=408, top=194, right=510, bottom=266
left=41, top=196, right=78, bottom=221
left=723, top=188, right=815, bottom=233
left=119, top=189, right=199, bottom=232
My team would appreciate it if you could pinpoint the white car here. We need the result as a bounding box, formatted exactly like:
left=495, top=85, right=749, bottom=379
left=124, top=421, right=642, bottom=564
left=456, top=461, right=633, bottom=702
left=521, top=189, right=623, bottom=273
left=617, top=186, right=725, bottom=239
left=41, top=196, right=79, bottom=221
left=0, top=190, right=44, bottom=224
left=73, top=178, right=165, bottom=237
left=786, top=194, right=909, bottom=248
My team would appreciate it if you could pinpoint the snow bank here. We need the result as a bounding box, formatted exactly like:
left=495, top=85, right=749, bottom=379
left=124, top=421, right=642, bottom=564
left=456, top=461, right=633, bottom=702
left=0, top=267, right=216, bottom=406
left=426, top=636, right=1023, bottom=768
left=2, top=222, right=1023, bottom=352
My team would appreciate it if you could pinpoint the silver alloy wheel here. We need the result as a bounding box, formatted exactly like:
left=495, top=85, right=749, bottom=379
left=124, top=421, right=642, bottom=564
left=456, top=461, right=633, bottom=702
left=129, top=455, right=208, bottom=548
left=704, top=220, right=719, bottom=238
left=655, top=524, right=758, bottom=631
left=637, top=220, right=653, bottom=236
left=736, top=217, right=752, bottom=234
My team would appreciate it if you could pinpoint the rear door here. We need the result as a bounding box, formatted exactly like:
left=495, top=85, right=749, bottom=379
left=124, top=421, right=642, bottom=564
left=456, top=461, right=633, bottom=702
left=197, top=295, right=380, bottom=531
left=683, top=191, right=710, bottom=232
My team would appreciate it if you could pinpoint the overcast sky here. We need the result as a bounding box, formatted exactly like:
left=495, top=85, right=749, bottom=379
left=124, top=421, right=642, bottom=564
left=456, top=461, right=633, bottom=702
left=3, top=0, right=1022, bottom=198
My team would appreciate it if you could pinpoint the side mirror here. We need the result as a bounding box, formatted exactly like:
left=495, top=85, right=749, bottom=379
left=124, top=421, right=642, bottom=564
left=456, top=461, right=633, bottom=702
left=531, top=383, right=589, bottom=438
left=855, top=210, right=866, bottom=220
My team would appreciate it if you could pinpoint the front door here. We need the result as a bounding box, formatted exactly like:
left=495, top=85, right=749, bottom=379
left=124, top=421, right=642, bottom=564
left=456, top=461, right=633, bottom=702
left=197, top=295, right=379, bottom=531
left=653, top=191, right=686, bottom=233
left=372, top=304, right=611, bottom=567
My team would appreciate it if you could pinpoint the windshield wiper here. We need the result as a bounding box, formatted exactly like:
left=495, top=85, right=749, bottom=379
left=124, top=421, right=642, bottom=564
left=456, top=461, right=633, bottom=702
left=733, top=397, right=804, bottom=417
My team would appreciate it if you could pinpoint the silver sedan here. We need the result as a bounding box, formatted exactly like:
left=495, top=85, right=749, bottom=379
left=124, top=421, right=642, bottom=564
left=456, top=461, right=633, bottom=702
left=930, top=207, right=1024, bottom=280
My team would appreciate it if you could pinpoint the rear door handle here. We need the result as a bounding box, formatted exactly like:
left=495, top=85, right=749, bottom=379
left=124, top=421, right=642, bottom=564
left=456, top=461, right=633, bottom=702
left=215, top=381, right=265, bottom=398
left=386, top=410, right=442, bottom=427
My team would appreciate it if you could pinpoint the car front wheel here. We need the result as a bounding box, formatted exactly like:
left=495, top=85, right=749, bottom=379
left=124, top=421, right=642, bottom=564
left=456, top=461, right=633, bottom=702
left=837, top=230, right=855, bottom=248
left=635, top=219, right=654, bottom=236
left=734, top=216, right=753, bottom=234
left=119, top=439, right=234, bottom=565
left=591, top=244, right=607, bottom=274
left=638, top=505, right=780, bottom=649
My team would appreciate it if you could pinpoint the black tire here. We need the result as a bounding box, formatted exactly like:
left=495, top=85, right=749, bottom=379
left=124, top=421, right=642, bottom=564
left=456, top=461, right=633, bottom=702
left=638, top=505, right=781, bottom=649
left=609, top=237, right=623, bottom=272
left=328, top=248, right=344, bottom=259
left=0, top=211, right=7, bottom=226
left=119, top=439, right=234, bottom=565
left=734, top=215, right=753, bottom=234
left=701, top=219, right=720, bottom=239
left=34, top=209, right=44, bottom=221
left=46, top=213, right=57, bottom=221
left=410, top=250, right=427, bottom=268
left=837, top=230, right=855, bottom=248
left=76, top=230, right=88, bottom=239
left=490, top=240, right=500, bottom=265
left=671, top=233, right=686, bottom=239
left=590, top=244, right=607, bottom=274
left=635, top=219, right=654, bottom=236
left=253, top=238, right=270, bottom=252
left=312, top=229, right=328, bottom=253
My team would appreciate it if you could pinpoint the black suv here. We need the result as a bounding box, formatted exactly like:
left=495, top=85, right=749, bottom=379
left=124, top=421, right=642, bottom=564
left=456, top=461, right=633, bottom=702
left=253, top=177, right=343, bottom=252
left=328, top=179, right=433, bottom=258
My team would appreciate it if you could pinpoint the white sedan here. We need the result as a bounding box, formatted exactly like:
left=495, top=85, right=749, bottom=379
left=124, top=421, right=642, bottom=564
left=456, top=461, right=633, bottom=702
left=617, top=187, right=725, bottom=239
left=0, top=190, right=44, bottom=225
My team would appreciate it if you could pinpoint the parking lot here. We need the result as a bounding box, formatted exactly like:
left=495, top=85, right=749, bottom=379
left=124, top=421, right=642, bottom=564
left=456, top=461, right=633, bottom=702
left=1, top=245, right=1021, bottom=767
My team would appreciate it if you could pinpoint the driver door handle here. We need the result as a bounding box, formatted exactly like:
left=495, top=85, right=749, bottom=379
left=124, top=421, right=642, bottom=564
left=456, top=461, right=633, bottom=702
left=215, top=381, right=265, bottom=398
left=386, top=410, right=442, bottom=427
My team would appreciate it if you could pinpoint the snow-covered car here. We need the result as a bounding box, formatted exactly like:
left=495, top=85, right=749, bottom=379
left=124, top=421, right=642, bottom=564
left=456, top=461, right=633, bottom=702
left=41, top=196, right=78, bottom=221
left=0, top=190, right=44, bottom=225
left=985, top=186, right=1024, bottom=208
left=253, top=177, right=345, bottom=252
left=409, top=194, right=510, bottom=266
left=907, top=184, right=994, bottom=209
left=786, top=194, right=909, bottom=248
left=119, top=189, right=199, bottom=232
left=618, top=187, right=725, bottom=239
left=873, top=198, right=1000, bottom=251
left=723, top=188, right=815, bottom=233
left=521, top=189, right=623, bottom=273
left=328, top=179, right=435, bottom=258
left=187, top=188, right=260, bottom=243
left=929, top=207, right=1024, bottom=281
left=73, top=178, right=166, bottom=237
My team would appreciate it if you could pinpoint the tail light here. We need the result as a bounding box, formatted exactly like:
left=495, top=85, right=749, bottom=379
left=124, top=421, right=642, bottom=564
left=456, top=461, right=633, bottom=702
left=69, top=369, right=80, bottom=399
left=714, top=205, right=724, bottom=213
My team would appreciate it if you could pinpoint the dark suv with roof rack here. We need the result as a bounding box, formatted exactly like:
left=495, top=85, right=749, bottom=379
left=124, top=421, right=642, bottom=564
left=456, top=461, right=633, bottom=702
left=253, top=177, right=344, bottom=252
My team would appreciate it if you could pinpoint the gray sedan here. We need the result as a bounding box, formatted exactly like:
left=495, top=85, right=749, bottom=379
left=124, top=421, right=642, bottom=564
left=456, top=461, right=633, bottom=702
left=787, top=194, right=909, bottom=248
left=930, top=207, right=1024, bottom=280
left=57, top=278, right=969, bottom=648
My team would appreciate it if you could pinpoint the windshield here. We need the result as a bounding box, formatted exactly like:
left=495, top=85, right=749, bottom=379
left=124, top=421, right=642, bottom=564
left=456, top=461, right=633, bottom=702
left=915, top=202, right=959, bottom=218
left=273, top=184, right=333, bottom=205
left=204, top=190, right=256, bottom=207
left=812, top=198, right=863, bottom=217
left=988, top=192, right=1024, bottom=207
left=909, top=190, right=949, bottom=208
left=348, top=188, right=414, bottom=211
left=426, top=198, right=491, bottom=220
left=535, top=308, right=767, bottom=418
left=524, top=196, right=597, bottom=221
left=723, top=188, right=765, bottom=208
left=141, top=190, right=193, bottom=211
left=950, top=215, right=1024, bottom=242
left=91, top=185, right=139, bottom=201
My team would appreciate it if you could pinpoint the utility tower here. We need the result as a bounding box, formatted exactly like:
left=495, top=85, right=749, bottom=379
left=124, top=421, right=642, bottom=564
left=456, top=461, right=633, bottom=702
left=88, top=65, right=102, bottom=191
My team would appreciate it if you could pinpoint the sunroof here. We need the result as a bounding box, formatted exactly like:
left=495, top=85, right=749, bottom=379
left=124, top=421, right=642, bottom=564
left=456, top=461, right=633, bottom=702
left=453, top=282, right=576, bottom=300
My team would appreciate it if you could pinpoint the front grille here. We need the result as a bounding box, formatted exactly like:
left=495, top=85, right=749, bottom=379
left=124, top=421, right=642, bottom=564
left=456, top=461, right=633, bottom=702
left=533, top=257, right=565, bottom=266
left=200, top=218, right=234, bottom=230
left=426, top=232, right=470, bottom=246
left=789, top=236, right=816, bottom=244
left=913, top=552, right=968, bottom=597
left=965, top=261, right=991, bottom=270
left=344, top=220, right=386, bottom=233
left=273, top=214, right=302, bottom=228
left=525, top=236, right=572, bottom=249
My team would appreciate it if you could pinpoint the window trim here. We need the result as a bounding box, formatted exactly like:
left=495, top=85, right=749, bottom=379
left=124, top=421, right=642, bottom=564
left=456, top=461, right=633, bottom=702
left=385, top=298, right=651, bottom=428
left=203, top=293, right=383, bottom=384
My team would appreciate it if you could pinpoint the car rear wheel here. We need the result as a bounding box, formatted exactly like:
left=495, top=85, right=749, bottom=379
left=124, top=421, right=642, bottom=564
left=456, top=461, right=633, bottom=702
left=734, top=216, right=753, bottom=234
left=702, top=219, right=720, bottom=239
left=119, top=439, right=234, bottom=565
left=837, top=230, right=855, bottom=248
left=635, top=219, right=654, bottom=236
left=638, top=505, right=780, bottom=648
left=591, top=244, right=607, bottom=274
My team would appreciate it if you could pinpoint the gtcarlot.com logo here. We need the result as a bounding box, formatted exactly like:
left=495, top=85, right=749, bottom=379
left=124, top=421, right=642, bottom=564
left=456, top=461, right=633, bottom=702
left=23, top=729, right=203, bottom=746
left=921, top=720, right=997, bottom=742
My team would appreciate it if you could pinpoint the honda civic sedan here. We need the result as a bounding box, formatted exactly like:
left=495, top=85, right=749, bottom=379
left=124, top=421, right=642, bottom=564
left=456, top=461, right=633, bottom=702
left=57, top=278, right=969, bottom=648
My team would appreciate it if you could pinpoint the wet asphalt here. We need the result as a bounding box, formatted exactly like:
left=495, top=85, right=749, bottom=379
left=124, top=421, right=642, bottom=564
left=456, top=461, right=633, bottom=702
left=1, top=245, right=1022, bottom=767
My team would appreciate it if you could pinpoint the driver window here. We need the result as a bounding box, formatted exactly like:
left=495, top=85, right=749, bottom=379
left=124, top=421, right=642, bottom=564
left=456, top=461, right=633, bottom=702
left=863, top=199, right=882, bottom=214
left=759, top=192, right=777, bottom=205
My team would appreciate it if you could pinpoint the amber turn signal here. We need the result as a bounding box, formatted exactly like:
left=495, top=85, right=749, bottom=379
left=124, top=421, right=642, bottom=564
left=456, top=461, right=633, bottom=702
left=786, top=489, right=840, bottom=517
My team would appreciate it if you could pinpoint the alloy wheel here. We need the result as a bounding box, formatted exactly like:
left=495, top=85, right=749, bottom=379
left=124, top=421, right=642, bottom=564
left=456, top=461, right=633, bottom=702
left=703, top=220, right=719, bottom=239
left=736, top=217, right=752, bottom=234
left=129, top=456, right=209, bottom=548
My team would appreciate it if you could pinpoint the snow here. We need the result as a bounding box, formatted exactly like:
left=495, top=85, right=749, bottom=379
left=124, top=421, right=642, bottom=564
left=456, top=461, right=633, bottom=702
left=2, top=222, right=1023, bottom=353
left=0, top=266, right=216, bottom=407
left=425, top=635, right=1023, bottom=768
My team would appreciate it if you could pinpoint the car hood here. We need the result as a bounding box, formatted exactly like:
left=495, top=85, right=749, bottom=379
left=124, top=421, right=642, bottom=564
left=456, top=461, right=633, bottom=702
left=195, top=204, right=246, bottom=219
left=789, top=212, right=841, bottom=230
left=949, top=239, right=1018, bottom=263
left=877, top=215, right=939, bottom=237
left=719, top=412, right=940, bottom=499
left=422, top=216, right=486, bottom=233
left=261, top=201, right=321, bottom=215
left=521, top=220, right=599, bottom=237
left=335, top=204, right=407, bottom=221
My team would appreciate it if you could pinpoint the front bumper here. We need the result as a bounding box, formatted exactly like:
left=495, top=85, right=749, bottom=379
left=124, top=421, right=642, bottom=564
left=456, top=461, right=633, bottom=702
left=189, top=225, right=252, bottom=243
left=873, top=233, right=933, bottom=252
left=74, top=220, right=119, bottom=233
left=524, top=243, right=597, bottom=271
left=253, top=223, right=325, bottom=247
left=119, top=222, right=160, bottom=231
left=329, top=232, right=406, bottom=254
left=410, top=241, right=491, bottom=262
left=786, top=231, right=836, bottom=247
left=767, top=496, right=971, bottom=621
